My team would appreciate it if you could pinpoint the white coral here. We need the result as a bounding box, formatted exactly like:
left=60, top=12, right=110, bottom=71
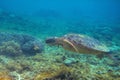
left=10, top=71, right=22, bottom=80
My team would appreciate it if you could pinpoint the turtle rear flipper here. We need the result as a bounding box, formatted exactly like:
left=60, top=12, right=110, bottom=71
left=106, top=51, right=120, bottom=63
left=96, top=51, right=120, bottom=65
left=96, top=54, right=105, bottom=59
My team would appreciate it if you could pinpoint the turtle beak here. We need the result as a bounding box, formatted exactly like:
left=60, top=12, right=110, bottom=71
left=45, top=37, right=57, bottom=45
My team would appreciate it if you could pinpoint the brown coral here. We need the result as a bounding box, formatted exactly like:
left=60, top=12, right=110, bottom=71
left=33, top=65, right=73, bottom=80
left=0, top=71, right=13, bottom=80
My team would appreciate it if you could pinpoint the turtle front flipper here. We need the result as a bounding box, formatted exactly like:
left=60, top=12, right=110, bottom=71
left=62, top=39, right=79, bottom=53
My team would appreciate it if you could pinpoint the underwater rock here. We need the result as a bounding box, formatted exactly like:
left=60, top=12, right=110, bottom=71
left=22, top=39, right=44, bottom=55
left=63, top=58, right=78, bottom=66
left=0, top=32, right=44, bottom=55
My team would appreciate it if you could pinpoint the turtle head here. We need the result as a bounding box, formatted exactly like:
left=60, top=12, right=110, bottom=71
left=45, top=37, right=59, bottom=46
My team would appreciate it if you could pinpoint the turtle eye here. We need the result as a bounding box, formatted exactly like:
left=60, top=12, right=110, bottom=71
left=45, top=38, right=56, bottom=44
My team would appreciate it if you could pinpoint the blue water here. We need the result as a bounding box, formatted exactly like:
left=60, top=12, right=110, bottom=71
left=0, top=0, right=120, bottom=22
left=0, top=0, right=119, bottom=35
left=0, top=0, right=120, bottom=79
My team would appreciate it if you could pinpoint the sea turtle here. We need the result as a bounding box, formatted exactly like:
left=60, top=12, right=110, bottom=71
left=45, top=33, right=111, bottom=57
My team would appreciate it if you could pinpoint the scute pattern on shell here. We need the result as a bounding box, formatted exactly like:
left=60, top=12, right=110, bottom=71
left=63, top=34, right=109, bottom=52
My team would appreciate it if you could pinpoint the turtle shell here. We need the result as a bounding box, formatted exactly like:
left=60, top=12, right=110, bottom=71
left=63, top=34, right=109, bottom=52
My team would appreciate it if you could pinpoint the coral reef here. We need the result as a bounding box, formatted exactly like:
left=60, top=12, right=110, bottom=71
left=0, top=41, right=22, bottom=56
left=0, top=32, right=44, bottom=55
left=0, top=41, right=119, bottom=80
